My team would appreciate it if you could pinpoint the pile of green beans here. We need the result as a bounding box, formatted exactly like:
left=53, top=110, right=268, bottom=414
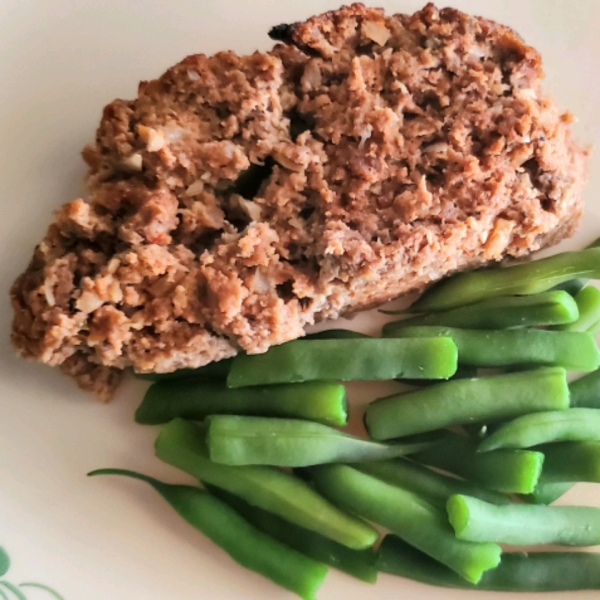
left=89, top=244, right=600, bottom=597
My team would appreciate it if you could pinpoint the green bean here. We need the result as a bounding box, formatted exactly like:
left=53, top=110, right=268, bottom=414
left=352, top=458, right=511, bottom=509
left=551, top=278, right=589, bottom=296
left=377, top=534, right=600, bottom=591
left=523, top=480, right=575, bottom=505
left=411, top=247, right=600, bottom=312
left=135, top=381, right=348, bottom=427
left=448, top=494, right=600, bottom=546
left=134, top=358, right=234, bottom=382
left=207, top=416, right=437, bottom=467
left=154, top=419, right=378, bottom=549
left=365, top=367, right=569, bottom=440
left=384, top=326, right=599, bottom=371
left=307, top=464, right=501, bottom=584
left=478, top=409, right=600, bottom=452
left=382, top=291, right=579, bottom=329
left=0, top=582, right=32, bottom=600
left=570, top=368, right=600, bottom=408
left=226, top=337, right=458, bottom=388
left=555, top=285, right=600, bottom=333
left=412, top=431, right=544, bottom=494
left=206, top=485, right=377, bottom=583
left=87, top=469, right=327, bottom=600
left=536, top=441, right=600, bottom=483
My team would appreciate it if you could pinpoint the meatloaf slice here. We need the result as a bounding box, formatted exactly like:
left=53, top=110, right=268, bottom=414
left=10, top=3, right=588, bottom=400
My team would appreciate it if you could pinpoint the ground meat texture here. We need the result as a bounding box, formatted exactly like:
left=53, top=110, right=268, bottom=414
left=10, top=3, right=588, bottom=400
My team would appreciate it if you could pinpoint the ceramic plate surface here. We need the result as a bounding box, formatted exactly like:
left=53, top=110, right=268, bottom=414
left=1, top=1, right=599, bottom=598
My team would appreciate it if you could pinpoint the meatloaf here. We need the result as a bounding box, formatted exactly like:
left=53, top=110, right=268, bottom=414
left=10, top=3, right=588, bottom=400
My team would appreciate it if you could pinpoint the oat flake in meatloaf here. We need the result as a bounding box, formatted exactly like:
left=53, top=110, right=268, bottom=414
left=10, top=3, right=588, bottom=400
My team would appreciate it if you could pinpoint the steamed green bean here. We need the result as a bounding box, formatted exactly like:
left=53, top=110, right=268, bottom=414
left=384, top=326, right=600, bottom=371
left=207, top=416, right=437, bottom=467
left=136, top=380, right=348, bottom=426
left=478, top=409, right=600, bottom=452
left=448, top=494, right=600, bottom=546
left=226, top=338, right=458, bottom=387
left=365, top=368, right=569, bottom=440
left=536, top=441, right=600, bottom=483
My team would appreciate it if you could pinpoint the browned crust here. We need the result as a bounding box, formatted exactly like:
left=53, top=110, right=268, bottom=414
left=10, top=3, right=588, bottom=399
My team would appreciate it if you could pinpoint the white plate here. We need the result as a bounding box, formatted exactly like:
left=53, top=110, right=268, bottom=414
left=1, top=1, right=599, bottom=598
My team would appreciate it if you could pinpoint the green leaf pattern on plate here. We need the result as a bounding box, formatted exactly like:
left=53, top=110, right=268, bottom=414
left=0, top=548, right=64, bottom=600
left=0, top=582, right=27, bottom=600
left=19, top=584, right=65, bottom=600
left=0, top=549, right=9, bottom=578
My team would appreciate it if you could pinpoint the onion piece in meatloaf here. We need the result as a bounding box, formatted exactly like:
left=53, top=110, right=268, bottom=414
left=10, top=3, right=588, bottom=400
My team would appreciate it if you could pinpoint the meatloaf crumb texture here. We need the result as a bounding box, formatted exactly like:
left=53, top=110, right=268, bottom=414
left=10, top=3, right=588, bottom=400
